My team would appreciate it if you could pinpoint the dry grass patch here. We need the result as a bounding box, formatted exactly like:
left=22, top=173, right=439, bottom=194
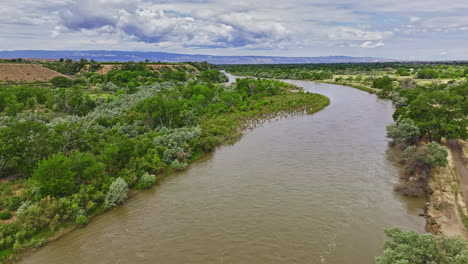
left=0, top=64, right=65, bottom=83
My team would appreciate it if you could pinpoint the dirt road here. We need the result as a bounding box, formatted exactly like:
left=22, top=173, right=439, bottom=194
left=447, top=140, right=468, bottom=208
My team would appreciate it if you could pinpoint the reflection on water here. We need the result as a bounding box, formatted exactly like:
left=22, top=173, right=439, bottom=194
left=22, top=75, right=425, bottom=264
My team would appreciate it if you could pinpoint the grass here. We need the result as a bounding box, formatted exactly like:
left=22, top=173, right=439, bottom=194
left=320, top=80, right=376, bottom=94
left=458, top=206, right=468, bottom=230
left=0, top=248, right=12, bottom=260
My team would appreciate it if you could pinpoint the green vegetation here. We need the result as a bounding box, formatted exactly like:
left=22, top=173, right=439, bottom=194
left=376, top=227, right=468, bottom=264
left=222, top=62, right=468, bottom=82
left=386, top=118, right=420, bottom=147
left=44, top=58, right=90, bottom=75
left=104, top=178, right=128, bottom=209
left=3, top=60, right=465, bottom=264
left=0, top=60, right=329, bottom=261
left=417, top=68, right=439, bottom=79
left=221, top=62, right=468, bottom=97
left=50, top=76, right=73, bottom=88
left=394, top=143, right=448, bottom=197
left=0, top=212, right=11, bottom=220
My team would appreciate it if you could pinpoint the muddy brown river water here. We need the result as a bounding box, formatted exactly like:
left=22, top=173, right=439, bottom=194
left=21, top=75, right=425, bottom=264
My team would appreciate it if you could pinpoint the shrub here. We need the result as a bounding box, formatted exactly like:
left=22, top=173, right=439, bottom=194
left=426, top=142, right=448, bottom=168
left=12, top=240, right=22, bottom=253
left=136, top=173, right=157, bottom=189
left=100, top=81, right=120, bottom=92
left=17, top=201, right=33, bottom=215
left=51, top=76, right=73, bottom=88
left=104, top=177, right=128, bottom=209
left=26, top=237, right=46, bottom=248
left=170, top=159, right=188, bottom=171
left=75, top=214, right=88, bottom=226
left=7, top=196, right=23, bottom=211
left=396, top=143, right=448, bottom=197
left=70, top=151, right=104, bottom=184
left=0, top=211, right=12, bottom=220
left=376, top=227, right=468, bottom=263
left=404, top=143, right=448, bottom=172
left=386, top=118, right=420, bottom=147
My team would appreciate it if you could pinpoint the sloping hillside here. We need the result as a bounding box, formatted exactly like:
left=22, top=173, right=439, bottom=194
left=0, top=64, right=66, bottom=83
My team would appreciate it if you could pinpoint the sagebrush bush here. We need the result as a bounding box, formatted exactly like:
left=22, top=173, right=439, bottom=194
left=17, top=201, right=33, bottom=215
left=75, top=214, right=88, bottom=226
left=137, top=173, right=157, bottom=189
left=104, top=177, right=128, bottom=209
left=171, top=159, right=188, bottom=171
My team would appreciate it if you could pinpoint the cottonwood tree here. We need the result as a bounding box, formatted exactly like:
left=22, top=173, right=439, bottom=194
left=33, top=153, right=76, bottom=197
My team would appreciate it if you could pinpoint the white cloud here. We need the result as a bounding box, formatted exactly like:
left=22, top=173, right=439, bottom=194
left=1, top=0, right=468, bottom=59
left=329, top=27, right=383, bottom=41
left=358, top=41, right=384, bottom=48
left=410, top=17, right=421, bottom=23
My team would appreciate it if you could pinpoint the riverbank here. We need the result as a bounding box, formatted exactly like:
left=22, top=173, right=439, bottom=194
left=424, top=141, right=468, bottom=238
left=317, top=80, right=377, bottom=94
left=1, top=80, right=330, bottom=263
left=424, top=140, right=468, bottom=238
left=223, top=71, right=377, bottom=95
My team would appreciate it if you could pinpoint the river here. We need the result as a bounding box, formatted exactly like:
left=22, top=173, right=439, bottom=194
left=21, top=74, right=425, bottom=264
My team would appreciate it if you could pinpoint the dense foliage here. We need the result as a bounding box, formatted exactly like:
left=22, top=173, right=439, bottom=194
left=44, top=58, right=100, bottom=75
left=0, top=61, right=329, bottom=260
left=386, top=118, right=420, bottom=147
left=222, top=62, right=468, bottom=80
left=377, top=228, right=468, bottom=264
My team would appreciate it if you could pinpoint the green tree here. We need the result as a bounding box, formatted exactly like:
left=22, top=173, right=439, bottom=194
left=33, top=153, right=76, bottom=197
left=373, top=76, right=393, bottom=97
left=100, top=136, right=135, bottom=170
left=51, top=76, right=73, bottom=88
left=417, top=68, right=439, bottom=79
left=135, top=91, right=185, bottom=128
left=386, top=118, right=420, bottom=146
left=396, top=67, right=410, bottom=76
left=52, top=88, right=95, bottom=116
left=407, top=90, right=467, bottom=141
left=70, top=151, right=104, bottom=184
left=376, top=227, right=468, bottom=264
left=0, top=121, right=59, bottom=176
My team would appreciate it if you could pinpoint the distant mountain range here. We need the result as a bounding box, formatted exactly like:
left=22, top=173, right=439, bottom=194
left=0, top=50, right=393, bottom=64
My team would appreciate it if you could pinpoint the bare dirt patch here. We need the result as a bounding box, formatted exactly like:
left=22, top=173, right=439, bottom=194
left=147, top=64, right=198, bottom=73
left=0, top=64, right=66, bottom=83
left=96, top=65, right=120, bottom=74
left=426, top=140, right=468, bottom=239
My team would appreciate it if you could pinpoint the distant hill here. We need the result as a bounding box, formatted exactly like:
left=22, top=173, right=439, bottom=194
left=0, top=50, right=393, bottom=64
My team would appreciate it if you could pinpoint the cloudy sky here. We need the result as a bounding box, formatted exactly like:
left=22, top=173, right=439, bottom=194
left=1, top=0, right=468, bottom=60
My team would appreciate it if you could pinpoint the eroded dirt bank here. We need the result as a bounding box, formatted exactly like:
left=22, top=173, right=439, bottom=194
left=425, top=140, right=468, bottom=239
